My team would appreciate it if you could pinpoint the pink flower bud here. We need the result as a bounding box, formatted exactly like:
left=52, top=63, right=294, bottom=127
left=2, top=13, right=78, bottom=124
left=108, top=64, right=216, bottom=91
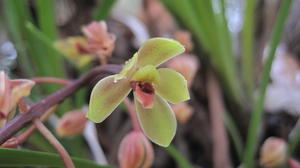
left=167, top=54, right=199, bottom=87
left=288, top=158, right=300, bottom=168
left=56, top=110, right=88, bottom=137
left=118, top=131, right=154, bottom=168
left=82, top=21, right=116, bottom=57
left=174, top=31, right=193, bottom=53
left=260, top=137, right=287, bottom=168
left=172, top=102, right=193, bottom=123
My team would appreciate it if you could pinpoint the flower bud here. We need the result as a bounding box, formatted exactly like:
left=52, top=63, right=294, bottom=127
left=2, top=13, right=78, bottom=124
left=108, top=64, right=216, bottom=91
left=260, top=137, right=287, bottom=168
left=56, top=109, right=88, bottom=137
left=288, top=158, right=300, bottom=168
left=167, top=54, right=199, bottom=87
left=172, top=102, right=193, bottom=124
left=118, top=131, right=154, bottom=168
left=174, top=31, right=193, bottom=53
left=82, top=21, right=116, bottom=58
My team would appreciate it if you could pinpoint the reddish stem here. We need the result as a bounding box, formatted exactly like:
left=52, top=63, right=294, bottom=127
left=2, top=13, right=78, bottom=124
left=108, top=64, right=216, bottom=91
left=207, top=72, right=231, bottom=168
left=0, top=64, right=121, bottom=144
left=34, top=119, right=75, bottom=168
left=124, top=98, right=141, bottom=131
left=32, top=77, right=73, bottom=86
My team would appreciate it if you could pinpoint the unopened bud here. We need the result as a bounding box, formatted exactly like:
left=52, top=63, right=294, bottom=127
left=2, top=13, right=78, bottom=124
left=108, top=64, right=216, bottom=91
left=56, top=110, right=88, bottom=137
left=172, top=102, right=193, bottom=124
left=260, top=137, right=287, bottom=168
left=82, top=21, right=116, bottom=58
left=118, top=131, right=154, bottom=168
left=174, top=31, right=193, bottom=53
left=167, top=54, right=199, bottom=87
left=1, top=137, right=19, bottom=148
left=288, top=158, right=300, bottom=168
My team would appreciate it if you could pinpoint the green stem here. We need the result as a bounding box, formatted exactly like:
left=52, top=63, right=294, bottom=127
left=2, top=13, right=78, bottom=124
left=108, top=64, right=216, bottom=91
left=165, top=144, right=193, bottom=168
left=242, top=1, right=293, bottom=167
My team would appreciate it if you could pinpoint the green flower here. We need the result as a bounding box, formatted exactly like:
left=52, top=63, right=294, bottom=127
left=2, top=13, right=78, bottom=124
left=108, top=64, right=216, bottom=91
left=88, top=38, right=189, bottom=147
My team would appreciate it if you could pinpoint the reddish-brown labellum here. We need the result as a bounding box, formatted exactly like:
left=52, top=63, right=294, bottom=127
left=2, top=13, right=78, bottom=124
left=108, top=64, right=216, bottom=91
left=131, top=82, right=155, bottom=109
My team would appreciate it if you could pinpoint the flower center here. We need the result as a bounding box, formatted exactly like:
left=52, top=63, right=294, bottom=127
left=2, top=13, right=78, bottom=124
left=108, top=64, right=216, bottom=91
left=131, top=81, right=155, bottom=109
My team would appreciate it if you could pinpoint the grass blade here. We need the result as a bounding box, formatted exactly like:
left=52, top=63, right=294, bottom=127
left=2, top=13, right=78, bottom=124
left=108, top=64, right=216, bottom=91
left=3, top=0, right=34, bottom=76
left=95, top=0, right=117, bottom=20
left=0, top=148, right=110, bottom=168
left=242, top=0, right=293, bottom=167
left=224, top=112, right=243, bottom=160
left=35, top=0, right=58, bottom=40
left=242, top=0, right=256, bottom=99
left=165, top=145, right=193, bottom=168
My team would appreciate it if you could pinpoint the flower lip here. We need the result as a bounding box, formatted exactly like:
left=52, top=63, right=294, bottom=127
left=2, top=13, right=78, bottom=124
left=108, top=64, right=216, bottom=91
left=131, top=81, right=155, bottom=95
left=131, top=81, right=155, bottom=109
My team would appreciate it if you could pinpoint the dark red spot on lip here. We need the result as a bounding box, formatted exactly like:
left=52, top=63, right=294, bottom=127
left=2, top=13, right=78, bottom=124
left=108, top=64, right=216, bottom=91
left=131, top=81, right=155, bottom=109
left=139, top=83, right=154, bottom=94
left=130, top=82, right=154, bottom=95
left=0, top=112, right=6, bottom=119
left=76, top=43, right=90, bottom=54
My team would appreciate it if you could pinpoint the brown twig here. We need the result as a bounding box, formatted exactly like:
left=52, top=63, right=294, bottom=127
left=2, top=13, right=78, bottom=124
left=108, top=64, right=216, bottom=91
left=207, top=71, right=231, bottom=168
left=34, top=119, right=75, bottom=168
left=32, top=77, right=73, bottom=86
left=0, top=64, right=121, bottom=144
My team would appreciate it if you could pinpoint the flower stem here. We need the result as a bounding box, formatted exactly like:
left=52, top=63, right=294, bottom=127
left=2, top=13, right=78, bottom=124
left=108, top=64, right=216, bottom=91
left=33, top=119, right=75, bottom=168
left=32, top=77, right=73, bottom=86
left=124, top=98, right=141, bottom=131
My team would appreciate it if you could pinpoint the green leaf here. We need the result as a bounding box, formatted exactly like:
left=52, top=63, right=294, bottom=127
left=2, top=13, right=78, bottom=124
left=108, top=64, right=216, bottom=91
left=165, top=144, right=193, bottom=168
left=135, top=94, right=177, bottom=147
left=0, top=148, right=110, bottom=168
left=95, top=0, right=117, bottom=21
left=155, top=68, right=189, bottom=103
left=88, top=75, right=131, bottom=123
left=137, top=38, right=185, bottom=67
left=243, top=0, right=293, bottom=167
left=35, top=0, right=58, bottom=40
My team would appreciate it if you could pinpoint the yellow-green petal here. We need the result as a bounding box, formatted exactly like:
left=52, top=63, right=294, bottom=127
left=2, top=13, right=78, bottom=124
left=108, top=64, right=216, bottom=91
left=114, top=53, right=138, bottom=81
left=88, top=75, right=131, bottom=123
left=155, top=68, right=190, bottom=103
left=135, top=94, right=177, bottom=147
left=137, top=38, right=185, bottom=67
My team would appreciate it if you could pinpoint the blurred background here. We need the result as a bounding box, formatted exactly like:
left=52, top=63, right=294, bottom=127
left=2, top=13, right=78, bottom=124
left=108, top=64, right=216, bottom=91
left=1, top=0, right=300, bottom=167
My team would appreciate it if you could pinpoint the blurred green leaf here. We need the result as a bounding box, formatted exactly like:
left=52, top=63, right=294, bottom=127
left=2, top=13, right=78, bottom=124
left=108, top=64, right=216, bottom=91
left=35, top=0, right=58, bottom=40
left=165, top=145, right=193, bottom=168
left=162, top=0, right=243, bottom=105
left=243, top=0, right=293, bottom=167
left=224, top=112, right=243, bottom=160
left=95, top=0, right=117, bottom=20
left=0, top=148, right=110, bottom=168
left=242, top=0, right=256, bottom=98
left=3, top=0, right=34, bottom=76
